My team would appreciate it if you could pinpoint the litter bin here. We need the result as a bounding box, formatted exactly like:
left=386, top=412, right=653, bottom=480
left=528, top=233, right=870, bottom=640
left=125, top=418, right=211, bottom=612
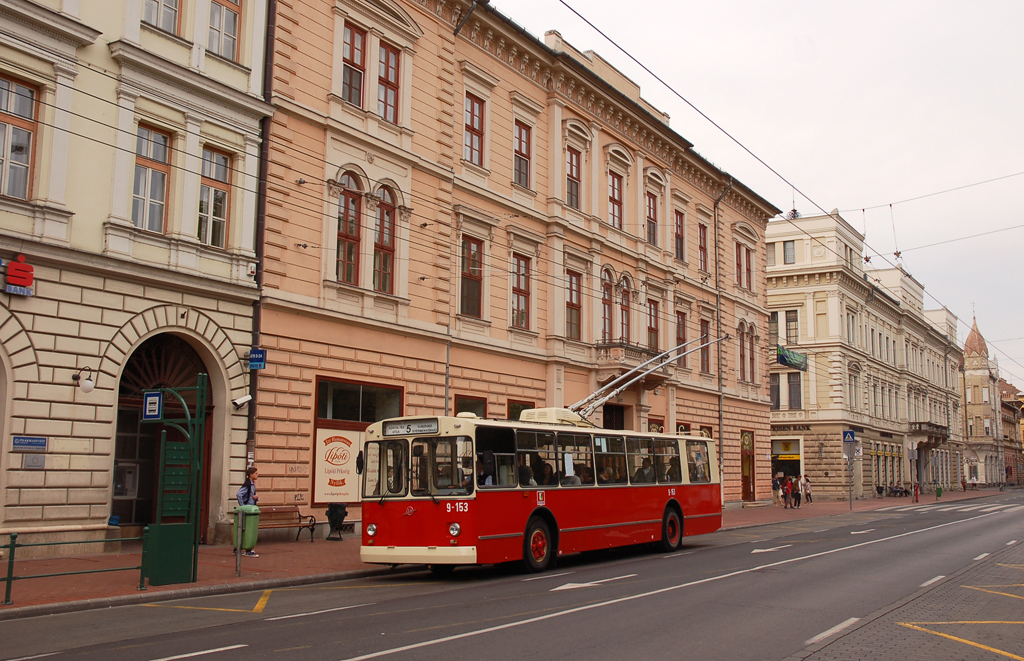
left=936, top=486, right=942, bottom=498
left=233, top=505, right=260, bottom=550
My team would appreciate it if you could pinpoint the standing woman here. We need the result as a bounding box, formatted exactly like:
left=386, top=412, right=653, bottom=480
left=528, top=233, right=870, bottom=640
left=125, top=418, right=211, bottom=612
left=783, top=477, right=792, bottom=509
left=792, top=474, right=803, bottom=509
left=803, top=475, right=812, bottom=504
left=236, top=466, right=260, bottom=557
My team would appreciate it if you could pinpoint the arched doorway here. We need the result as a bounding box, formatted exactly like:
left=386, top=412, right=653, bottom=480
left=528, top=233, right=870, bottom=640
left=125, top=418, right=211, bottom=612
left=114, top=334, right=214, bottom=542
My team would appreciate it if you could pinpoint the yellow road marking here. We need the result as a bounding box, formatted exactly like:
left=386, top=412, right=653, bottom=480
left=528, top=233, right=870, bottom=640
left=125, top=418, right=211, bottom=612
left=899, top=623, right=1024, bottom=661
left=144, top=589, right=274, bottom=614
left=997, top=563, right=1024, bottom=569
left=904, top=621, right=1024, bottom=625
left=963, top=586, right=1024, bottom=601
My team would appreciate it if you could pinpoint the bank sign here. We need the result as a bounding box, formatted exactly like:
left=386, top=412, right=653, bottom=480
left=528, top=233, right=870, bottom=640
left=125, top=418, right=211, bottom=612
left=3, top=254, right=34, bottom=296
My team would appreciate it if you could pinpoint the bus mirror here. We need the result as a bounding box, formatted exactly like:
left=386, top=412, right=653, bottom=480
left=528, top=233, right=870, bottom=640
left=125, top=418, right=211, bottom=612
left=356, top=451, right=364, bottom=475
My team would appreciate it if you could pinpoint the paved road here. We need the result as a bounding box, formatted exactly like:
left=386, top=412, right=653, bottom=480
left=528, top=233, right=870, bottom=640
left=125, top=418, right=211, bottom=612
left=4, top=492, right=1023, bottom=661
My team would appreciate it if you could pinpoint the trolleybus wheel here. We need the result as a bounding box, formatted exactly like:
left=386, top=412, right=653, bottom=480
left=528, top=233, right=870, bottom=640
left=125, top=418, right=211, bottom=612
left=523, top=517, right=553, bottom=572
left=428, top=564, right=455, bottom=577
left=658, top=508, right=682, bottom=552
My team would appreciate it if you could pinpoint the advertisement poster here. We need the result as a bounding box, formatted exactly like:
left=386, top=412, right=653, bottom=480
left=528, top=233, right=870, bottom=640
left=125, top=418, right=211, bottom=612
left=314, top=428, right=362, bottom=503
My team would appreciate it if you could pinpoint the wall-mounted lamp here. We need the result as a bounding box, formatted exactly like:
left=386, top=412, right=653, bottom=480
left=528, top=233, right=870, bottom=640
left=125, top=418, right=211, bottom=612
left=72, top=367, right=95, bottom=393
left=296, top=178, right=307, bottom=185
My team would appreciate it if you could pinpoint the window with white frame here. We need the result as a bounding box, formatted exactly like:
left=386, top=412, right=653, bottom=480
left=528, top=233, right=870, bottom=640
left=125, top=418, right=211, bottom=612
left=766, top=242, right=775, bottom=267
left=647, top=299, right=659, bottom=350
left=566, top=271, right=582, bottom=341
left=464, top=93, right=484, bottom=167
left=132, top=125, right=171, bottom=233
left=645, top=192, right=658, bottom=246
left=608, top=171, right=623, bottom=229
left=208, top=0, right=240, bottom=61
left=336, top=172, right=361, bottom=285
left=566, top=147, right=581, bottom=210
left=377, top=42, right=400, bottom=123
left=511, top=253, right=530, bottom=329
left=144, top=0, right=179, bottom=34
left=619, top=282, right=631, bottom=343
left=513, top=121, right=530, bottom=189
left=698, top=224, right=708, bottom=272
left=783, top=240, right=795, bottom=264
left=0, top=75, right=36, bottom=200
left=198, top=148, right=230, bottom=248
left=674, top=210, right=685, bottom=261
left=601, top=271, right=613, bottom=342
left=788, top=372, right=802, bottom=409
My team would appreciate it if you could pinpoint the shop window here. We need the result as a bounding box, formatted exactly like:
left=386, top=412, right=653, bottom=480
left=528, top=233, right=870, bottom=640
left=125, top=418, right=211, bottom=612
left=317, top=380, right=401, bottom=425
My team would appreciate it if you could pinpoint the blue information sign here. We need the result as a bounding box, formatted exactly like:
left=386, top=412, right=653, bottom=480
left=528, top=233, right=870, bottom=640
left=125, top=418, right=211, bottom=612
left=142, top=391, right=163, bottom=421
left=248, top=348, right=266, bottom=370
left=843, top=430, right=856, bottom=444
left=12, top=435, right=47, bottom=452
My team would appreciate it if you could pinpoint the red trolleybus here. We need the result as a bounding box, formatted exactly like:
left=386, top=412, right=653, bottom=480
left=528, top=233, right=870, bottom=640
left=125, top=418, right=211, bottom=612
left=359, top=408, right=721, bottom=572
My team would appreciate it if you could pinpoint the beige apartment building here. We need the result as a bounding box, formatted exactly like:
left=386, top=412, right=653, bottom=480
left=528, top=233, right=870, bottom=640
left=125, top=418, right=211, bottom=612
left=765, top=212, right=963, bottom=499
left=255, top=0, right=780, bottom=509
left=962, top=320, right=1018, bottom=486
left=0, top=0, right=271, bottom=547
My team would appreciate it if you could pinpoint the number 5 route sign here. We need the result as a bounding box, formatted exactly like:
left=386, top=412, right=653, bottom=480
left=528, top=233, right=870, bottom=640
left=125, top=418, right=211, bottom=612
left=143, top=391, right=163, bottom=421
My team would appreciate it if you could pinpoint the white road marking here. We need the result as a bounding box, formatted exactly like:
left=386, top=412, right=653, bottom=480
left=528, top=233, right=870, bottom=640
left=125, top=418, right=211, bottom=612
left=936, top=505, right=970, bottom=511
left=812, top=530, right=828, bottom=533
left=894, top=506, right=928, bottom=511
left=1005, top=506, right=1024, bottom=513
left=336, top=511, right=1002, bottom=661
left=876, top=506, right=900, bottom=511
left=150, top=646, right=247, bottom=661
left=920, top=575, right=945, bottom=587
left=265, top=603, right=373, bottom=621
left=980, top=505, right=1012, bottom=512
left=850, top=529, right=875, bottom=535
left=751, top=545, right=792, bottom=554
left=551, top=574, right=637, bottom=591
left=956, top=505, right=992, bottom=511
left=974, top=553, right=990, bottom=560
left=804, top=617, right=860, bottom=646
left=6, top=654, right=60, bottom=661
left=1008, top=540, right=1018, bottom=546
left=522, top=571, right=572, bottom=582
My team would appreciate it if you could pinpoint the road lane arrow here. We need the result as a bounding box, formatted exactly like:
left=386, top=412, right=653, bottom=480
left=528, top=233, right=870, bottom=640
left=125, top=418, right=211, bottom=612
left=751, top=544, right=792, bottom=554
left=551, top=574, right=637, bottom=591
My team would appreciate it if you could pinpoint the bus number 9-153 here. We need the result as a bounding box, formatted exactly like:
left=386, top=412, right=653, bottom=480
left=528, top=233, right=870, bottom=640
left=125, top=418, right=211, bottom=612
left=446, top=502, right=469, bottom=513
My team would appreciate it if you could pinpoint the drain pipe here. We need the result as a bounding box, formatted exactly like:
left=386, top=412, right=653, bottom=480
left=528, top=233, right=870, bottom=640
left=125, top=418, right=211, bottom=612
left=713, top=178, right=732, bottom=503
left=247, top=0, right=276, bottom=465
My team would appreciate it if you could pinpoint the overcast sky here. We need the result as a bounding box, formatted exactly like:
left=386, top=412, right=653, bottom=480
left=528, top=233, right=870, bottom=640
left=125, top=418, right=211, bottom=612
left=493, top=0, right=1024, bottom=387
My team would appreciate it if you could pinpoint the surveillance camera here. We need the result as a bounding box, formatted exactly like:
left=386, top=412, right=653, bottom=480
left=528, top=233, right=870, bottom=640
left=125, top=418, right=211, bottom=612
left=232, top=394, right=252, bottom=409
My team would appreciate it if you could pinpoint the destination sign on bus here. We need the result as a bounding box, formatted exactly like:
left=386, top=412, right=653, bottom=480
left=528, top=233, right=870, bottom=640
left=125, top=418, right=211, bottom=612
left=383, top=418, right=439, bottom=437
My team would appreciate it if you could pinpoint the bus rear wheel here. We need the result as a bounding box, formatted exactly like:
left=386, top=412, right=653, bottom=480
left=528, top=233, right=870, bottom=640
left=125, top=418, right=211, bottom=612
left=658, top=509, right=682, bottom=552
left=523, top=517, right=553, bottom=572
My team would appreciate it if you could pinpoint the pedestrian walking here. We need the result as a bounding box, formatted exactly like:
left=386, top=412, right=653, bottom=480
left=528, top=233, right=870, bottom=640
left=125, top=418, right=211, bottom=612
left=792, top=474, right=802, bottom=508
left=803, top=475, right=812, bottom=504
left=772, top=475, right=781, bottom=506
left=961, top=477, right=967, bottom=492
left=971, top=475, right=978, bottom=491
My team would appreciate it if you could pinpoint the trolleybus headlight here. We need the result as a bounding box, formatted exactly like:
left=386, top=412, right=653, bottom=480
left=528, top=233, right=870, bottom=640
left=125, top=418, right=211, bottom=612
left=366, top=523, right=377, bottom=537
left=448, top=523, right=461, bottom=537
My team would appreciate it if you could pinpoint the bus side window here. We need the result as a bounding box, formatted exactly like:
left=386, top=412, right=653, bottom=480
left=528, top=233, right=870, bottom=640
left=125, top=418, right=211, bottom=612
left=594, top=435, right=627, bottom=484
left=655, top=439, right=682, bottom=484
left=477, top=427, right=516, bottom=487
left=686, top=440, right=711, bottom=483
left=627, top=437, right=655, bottom=484
left=557, top=433, right=593, bottom=486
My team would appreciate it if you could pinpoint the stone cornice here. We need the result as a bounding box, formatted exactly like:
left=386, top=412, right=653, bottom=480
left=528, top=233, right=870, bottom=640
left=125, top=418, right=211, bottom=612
left=0, top=0, right=101, bottom=48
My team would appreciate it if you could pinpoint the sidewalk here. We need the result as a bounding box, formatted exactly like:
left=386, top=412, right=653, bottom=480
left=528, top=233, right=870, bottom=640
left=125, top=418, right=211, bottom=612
left=0, top=487, right=1003, bottom=620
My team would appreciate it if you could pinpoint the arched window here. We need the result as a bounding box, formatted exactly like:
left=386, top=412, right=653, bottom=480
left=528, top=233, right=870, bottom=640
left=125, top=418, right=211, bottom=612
left=337, top=173, right=361, bottom=285
left=374, top=187, right=396, bottom=294
left=601, top=271, right=613, bottom=342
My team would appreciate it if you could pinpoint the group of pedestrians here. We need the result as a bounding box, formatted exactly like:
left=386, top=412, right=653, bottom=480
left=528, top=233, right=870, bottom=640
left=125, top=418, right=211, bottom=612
left=772, top=473, right=811, bottom=508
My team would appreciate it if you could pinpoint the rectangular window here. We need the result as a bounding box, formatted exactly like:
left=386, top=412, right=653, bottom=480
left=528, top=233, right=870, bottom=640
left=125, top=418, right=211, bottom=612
left=674, top=210, right=685, bottom=260
left=198, top=148, right=230, bottom=248
left=566, top=147, right=581, bottom=210
left=337, top=180, right=360, bottom=285
left=377, top=42, right=400, bottom=123
left=783, top=240, right=795, bottom=264
left=608, top=172, right=623, bottom=229
left=788, top=372, right=802, bottom=409
left=745, top=247, right=752, bottom=290
left=785, top=310, right=798, bottom=345
left=456, top=395, right=487, bottom=418
left=620, top=288, right=630, bottom=342
left=698, top=224, right=708, bottom=271
left=645, top=192, right=657, bottom=245
left=132, top=126, right=171, bottom=233
left=511, top=253, right=530, bottom=329
left=144, top=0, right=179, bottom=33
left=766, top=242, right=775, bottom=267
left=373, top=190, right=395, bottom=294
left=768, top=311, right=778, bottom=346
left=738, top=329, right=746, bottom=381
left=208, top=0, right=240, bottom=61
left=770, top=374, right=780, bottom=410
left=602, top=279, right=612, bottom=342
left=460, top=237, right=483, bottom=317
left=735, top=243, right=743, bottom=285
left=508, top=400, right=535, bottom=421
left=748, top=332, right=755, bottom=381
left=513, top=121, right=530, bottom=189
left=317, top=379, right=401, bottom=424
left=566, top=271, right=581, bottom=341
left=700, top=319, right=710, bottom=373
left=676, top=312, right=687, bottom=367
left=0, top=76, right=36, bottom=200
left=463, top=93, right=484, bottom=166
left=647, top=300, right=659, bottom=350
left=342, top=24, right=366, bottom=107
left=982, top=387, right=990, bottom=403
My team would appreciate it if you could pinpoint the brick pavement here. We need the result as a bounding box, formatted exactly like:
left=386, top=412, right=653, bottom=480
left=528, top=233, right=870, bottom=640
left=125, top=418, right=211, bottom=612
left=789, top=530, right=1024, bottom=661
left=0, top=487, right=1003, bottom=621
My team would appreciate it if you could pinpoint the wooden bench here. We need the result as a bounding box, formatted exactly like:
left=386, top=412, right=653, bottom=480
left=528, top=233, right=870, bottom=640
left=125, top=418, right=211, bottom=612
left=254, top=505, right=316, bottom=542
